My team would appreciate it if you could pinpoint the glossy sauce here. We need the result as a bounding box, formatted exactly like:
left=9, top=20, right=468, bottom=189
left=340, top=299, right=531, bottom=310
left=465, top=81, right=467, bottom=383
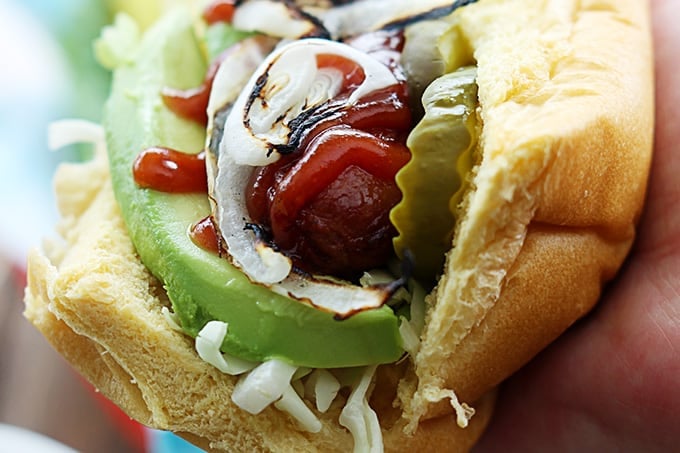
left=149, top=29, right=413, bottom=273
left=202, top=0, right=236, bottom=25
left=133, top=147, right=207, bottom=193
left=161, top=55, right=225, bottom=126
left=161, top=0, right=237, bottom=125
left=268, top=127, right=410, bottom=247
left=244, top=31, right=412, bottom=277
left=345, top=30, right=406, bottom=81
left=315, top=54, right=366, bottom=93
left=189, top=216, right=221, bottom=254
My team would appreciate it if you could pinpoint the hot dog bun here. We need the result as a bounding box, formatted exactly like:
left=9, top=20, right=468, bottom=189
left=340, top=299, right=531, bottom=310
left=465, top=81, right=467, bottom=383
left=24, top=151, right=495, bottom=451
left=404, top=0, right=654, bottom=423
left=24, top=0, right=653, bottom=450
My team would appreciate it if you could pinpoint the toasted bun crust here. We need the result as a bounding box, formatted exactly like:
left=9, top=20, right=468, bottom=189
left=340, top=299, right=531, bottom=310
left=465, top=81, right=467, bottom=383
left=24, top=0, right=653, bottom=450
left=24, top=153, right=494, bottom=451
left=405, top=0, right=654, bottom=422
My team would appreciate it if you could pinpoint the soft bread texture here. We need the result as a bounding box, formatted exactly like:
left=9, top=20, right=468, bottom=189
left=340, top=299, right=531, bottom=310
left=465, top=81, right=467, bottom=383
left=24, top=151, right=494, bottom=452
left=404, top=0, right=654, bottom=423
left=23, top=0, right=653, bottom=450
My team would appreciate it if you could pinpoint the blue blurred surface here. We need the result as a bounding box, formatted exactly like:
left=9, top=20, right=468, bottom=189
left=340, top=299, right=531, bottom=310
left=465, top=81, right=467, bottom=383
left=148, top=430, right=205, bottom=453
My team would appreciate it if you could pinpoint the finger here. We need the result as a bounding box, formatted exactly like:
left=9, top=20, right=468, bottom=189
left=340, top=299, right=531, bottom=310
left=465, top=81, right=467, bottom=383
left=634, top=0, right=680, bottom=258
left=474, top=0, right=680, bottom=451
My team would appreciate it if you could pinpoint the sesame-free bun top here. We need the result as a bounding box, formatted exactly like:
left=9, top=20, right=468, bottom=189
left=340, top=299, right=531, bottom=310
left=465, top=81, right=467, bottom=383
left=24, top=0, right=653, bottom=450
left=403, top=0, right=653, bottom=424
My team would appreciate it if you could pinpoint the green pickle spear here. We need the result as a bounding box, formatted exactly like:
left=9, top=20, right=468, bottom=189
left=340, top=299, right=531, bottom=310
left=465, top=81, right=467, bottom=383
left=391, top=67, right=478, bottom=284
left=104, top=11, right=402, bottom=368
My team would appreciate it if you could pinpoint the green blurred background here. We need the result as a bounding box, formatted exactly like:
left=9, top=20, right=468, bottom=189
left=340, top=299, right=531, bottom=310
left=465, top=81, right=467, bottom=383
left=0, top=1, right=203, bottom=451
left=0, top=0, right=203, bottom=266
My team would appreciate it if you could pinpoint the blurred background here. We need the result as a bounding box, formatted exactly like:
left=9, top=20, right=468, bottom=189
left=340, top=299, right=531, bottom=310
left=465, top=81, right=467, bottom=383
left=0, top=0, right=203, bottom=451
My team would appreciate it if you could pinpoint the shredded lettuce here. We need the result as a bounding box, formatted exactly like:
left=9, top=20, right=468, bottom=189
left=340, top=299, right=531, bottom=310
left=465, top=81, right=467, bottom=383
left=274, top=386, right=323, bottom=433
left=305, top=369, right=341, bottom=413
left=360, top=269, right=427, bottom=356
left=93, top=13, right=141, bottom=70
left=47, top=119, right=106, bottom=152
left=231, top=359, right=298, bottom=414
left=339, top=365, right=383, bottom=453
left=195, top=321, right=258, bottom=375
left=161, top=306, right=183, bottom=332
left=204, top=22, right=256, bottom=62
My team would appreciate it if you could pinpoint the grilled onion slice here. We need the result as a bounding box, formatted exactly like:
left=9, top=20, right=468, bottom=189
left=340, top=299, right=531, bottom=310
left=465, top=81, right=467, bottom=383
left=220, top=38, right=398, bottom=166
left=312, top=0, right=475, bottom=39
left=208, top=38, right=403, bottom=317
left=233, top=0, right=330, bottom=39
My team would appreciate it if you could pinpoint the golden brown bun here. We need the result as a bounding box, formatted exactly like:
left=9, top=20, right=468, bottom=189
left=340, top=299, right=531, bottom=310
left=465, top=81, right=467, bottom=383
left=24, top=0, right=653, bottom=449
left=405, top=0, right=654, bottom=422
left=24, top=152, right=494, bottom=451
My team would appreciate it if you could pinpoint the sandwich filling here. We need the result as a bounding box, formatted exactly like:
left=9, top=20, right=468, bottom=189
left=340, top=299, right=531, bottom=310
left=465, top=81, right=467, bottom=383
left=93, top=0, right=481, bottom=450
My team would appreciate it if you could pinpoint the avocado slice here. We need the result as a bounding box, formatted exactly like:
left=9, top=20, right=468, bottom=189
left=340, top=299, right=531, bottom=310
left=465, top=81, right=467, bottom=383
left=103, top=10, right=403, bottom=368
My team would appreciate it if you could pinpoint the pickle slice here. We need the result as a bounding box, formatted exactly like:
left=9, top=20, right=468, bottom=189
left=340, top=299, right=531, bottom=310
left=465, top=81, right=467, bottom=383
left=390, top=66, right=478, bottom=283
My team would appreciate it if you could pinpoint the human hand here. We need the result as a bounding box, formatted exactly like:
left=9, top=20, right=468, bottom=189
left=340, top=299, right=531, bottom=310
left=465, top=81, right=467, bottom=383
left=474, top=0, right=680, bottom=451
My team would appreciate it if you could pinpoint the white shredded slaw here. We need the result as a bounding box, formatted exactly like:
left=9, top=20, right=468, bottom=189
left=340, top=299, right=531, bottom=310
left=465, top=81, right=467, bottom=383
left=161, top=306, right=183, bottom=332
left=195, top=321, right=258, bottom=375
left=274, top=385, right=323, bottom=433
left=231, top=358, right=298, bottom=414
left=306, top=369, right=341, bottom=413
left=339, top=365, right=383, bottom=453
left=93, top=13, right=140, bottom=70
left=47, top=119, right=106, bottom=153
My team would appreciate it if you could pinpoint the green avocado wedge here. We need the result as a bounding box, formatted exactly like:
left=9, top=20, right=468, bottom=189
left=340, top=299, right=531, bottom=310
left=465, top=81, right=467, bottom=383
left=104, top=11, right=403, bottom=368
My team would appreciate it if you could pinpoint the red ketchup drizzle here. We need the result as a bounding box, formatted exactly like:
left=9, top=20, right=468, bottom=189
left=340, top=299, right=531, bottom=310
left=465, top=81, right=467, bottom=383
left=245, top=31, right=412, bottom=278
left=161, top=0, right=238, bottom=125
left=133, top=147, right=207, bottom=193
left=268, top=126, right=410, bottom=249
left=202, top=0, right=237, bottom=25
left=160, top=55, right=226, bottom=126
left=189, top=216, right=221, bottom=254
left=315, top=54, right=366, bottom=93
left=134, top=148, right=218, bottom=254
left=161, top=0, right=236, bottom=126
left=345, top=29, right=406, bottom=81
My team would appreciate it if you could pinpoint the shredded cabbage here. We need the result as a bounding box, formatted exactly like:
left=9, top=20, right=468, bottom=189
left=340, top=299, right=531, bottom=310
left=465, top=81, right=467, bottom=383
left=231, top=359, right=298, bottom=414
left=161, top=307, right=183, bottom=332
left=195, top=321, right=258, bottom=375
left=47, top=119, right=105, bottom=153
left=360, top=271, right=426, bottom=356
left=305, top=369, right=341, bottom=413
left=274, top=385, right=323, bottom=433
left=93, top=13, right=140, bottom=70
left=339, top=366, right=383, bottom=453
left=398, top=280, right=426, bottom=355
